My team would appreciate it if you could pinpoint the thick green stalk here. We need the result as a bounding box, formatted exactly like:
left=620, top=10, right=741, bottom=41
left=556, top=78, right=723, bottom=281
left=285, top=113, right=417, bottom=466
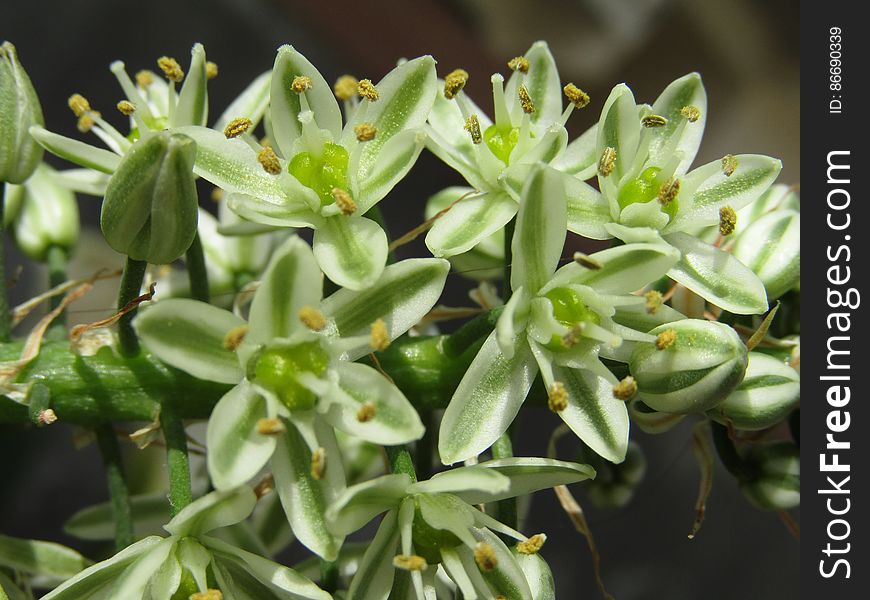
left=116, top=257, right=147, bottom=357
left=160, top=397, right=192, bottom=516
left=491, top=432, right=517, bottom=533
left=94, top=424, right=134, bottom=550
left=0, top=186, right=10, bottom=342
left=502, top=216, right=516, bottom=302
left=185, top=232, right=210, bottom=303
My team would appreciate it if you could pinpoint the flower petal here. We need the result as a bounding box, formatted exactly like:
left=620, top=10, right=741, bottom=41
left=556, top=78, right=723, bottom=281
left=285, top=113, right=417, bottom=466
left=408, top=465, right=510, bottom=497
left=646, top=72, right=706, bottom=174
left=227, top=192, right=321, bottom=229
left=29, top=126, right=120, bottom=174
left=595, top=84, right=639, bottom=182
left=326, top=474, right=411, bottom=537
left=346, top=509, right=400, bottom=600
left=425, top=190, right=517, bottom=258
left=552, top=123, right=598, bottom=179
left=452, top=457, right=596, bottom=504
left=313, top=215, right=388, bottom=290
left=214, top=71, right=272, bottom=132
left=358, top=128, right=425, bottom=211
left=164, top=487, right=257, bottom=538
left=174, top=43, right=208, bottom=127
left=107, top=538, right=175, bottom=599
left=731, top=210, right=800, bottom=300
left=505, top=41, right=562, bottom=131
left=563, top=171, right=612, bottom=240
left=0, top=535, right=88, bottom=581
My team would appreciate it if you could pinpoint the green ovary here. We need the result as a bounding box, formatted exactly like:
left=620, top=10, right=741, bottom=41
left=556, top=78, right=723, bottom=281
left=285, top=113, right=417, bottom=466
left=288, top=143, right=350, bottom=206
left=250, top=341, right=330, bottom=410
left=484, top=124, right=520, bottom=165
left=617, top=166, right=679, bottom=221
left=411, top=496, right=464, bottom=564
left=543, top=287, right=600, bottom=352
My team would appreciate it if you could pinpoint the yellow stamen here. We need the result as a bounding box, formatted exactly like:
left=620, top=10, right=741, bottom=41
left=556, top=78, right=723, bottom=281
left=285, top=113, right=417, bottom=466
left=561, top=324, right=583, bottom=349
left=256, top=418, right=286, bottom=436
left=464, top=114, right=482, bottom=144
left=444, top=68, right=469, bottom=99
left=298, top=306, right=327, bottom=331
left=356, top=402, right=376, bottom=423
left=681, top=105, right=701, bottom=122
left=721, top=154, right=738, bottom=177
left=224, top=117, right=253, bottom=139
left=206, top=61, right=219, bottom=80
left=474, top=542, right=498, bottom=571
left=548, top=382, right=568, bottom=412
left=37, top=409, right=58, bottom=427
left=657, top=177, right=680, bottom=206
left=656, top=329, right=677, bottom=350
left=641, top=114, right=668, bottom=128
left=190, top=590, right=223, bottom=600
left=332, top=188, right=357, bottom=215
left=371, top=319, right=390, bottom=351
left=516, top=533, right=547, bottom=555
left=334, top=74, right=359, bottom=100
left=116, top=100, right=136, bottom=116
left=254, top=474, right=274, bottom=498
left=573, top=252, right=602, bottom=270
left=135, top=70, right=154, bottom=88
left=507, top=56, right=530, bottom=73
left=358, top=79, right=379, bottom=101
left=77, top=114, right=96, bottom=133
left=354, top=122, right=377, bottom=142
left=222, top=325, right=249, bottom=351
left=211, top=187, right=225, bottom=202
left=291, top=75, right=312, bottom=94
left=393, top=555, right=428, bottom=571
left=157, top=56, right=184, bottom=82
left=563, top=83, right=590, bottom=109
left=518, top=84, right=535, bottom=114
left=719, top=206, right=737, bottom=236
left=310, top=447, right=326, bottom=480
left=612, top=376, right=638, bottom=401
left=598, top=147, right=616, bottom=177
left=257, top=145, right=282, bottom=175
left=644, top=290, right=663, bottom=314
left=68, top=94, right=91, bottom=117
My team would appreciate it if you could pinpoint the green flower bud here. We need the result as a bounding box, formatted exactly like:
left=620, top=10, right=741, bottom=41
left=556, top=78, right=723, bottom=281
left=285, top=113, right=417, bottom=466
left=707, top=352, right=799, bottom=430
left=0, top=41, right=45, bottom=183
left=738, top=441, right=800, bottom=510
left=731, top=210, right=800, bottom=300
left=583, top=440, right=647, bottom=509
left=628, top=397, right=686, bottom=434
left=101, top=131, right=198, bottom=264
left=3, top=164, right=79, bottom=261
left=629, top=320, right=748, bottom=414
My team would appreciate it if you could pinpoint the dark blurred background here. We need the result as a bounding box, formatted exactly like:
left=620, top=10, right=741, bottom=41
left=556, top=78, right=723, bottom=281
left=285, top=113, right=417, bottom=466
left=1, top=1, right=799, bottom=598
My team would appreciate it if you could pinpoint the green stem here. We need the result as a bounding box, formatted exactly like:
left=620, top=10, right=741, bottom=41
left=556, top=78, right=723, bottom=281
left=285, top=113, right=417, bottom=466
left=94, top=424, right=134, bottom=550
left=160, top=397, right=192, bottom=516
left=0, top=186, right=10, bottom=342
left=502, top=216, right=516, bottom=302
left=386, top=445, right=417, bottom=483
left=46, top=245, right=68, bottom=316
left=185, top=232, right=210, bottom=303
left=319, top=559, right=339, bottom=594
left=491, top=432, right=517, bottom=533
left=116, top=257, right=147, bottom=357
left=416, top=411, right=435, bottom=481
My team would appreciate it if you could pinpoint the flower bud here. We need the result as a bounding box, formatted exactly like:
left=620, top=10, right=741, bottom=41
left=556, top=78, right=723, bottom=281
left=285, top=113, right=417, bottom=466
left=101, top=131, right=198, bottom=264
left=0, top=41, right=45, bottom=183
left=629, top=320, right=748, bottom=414
left=628, top=397, right=685, bottom=434
left=707, top=352, right=799, bottom=430
left=738, top=442, right=799, bottom=510
left=731, top=210, right=800, bottom=300
left=3, top=164, right=79, bottom=260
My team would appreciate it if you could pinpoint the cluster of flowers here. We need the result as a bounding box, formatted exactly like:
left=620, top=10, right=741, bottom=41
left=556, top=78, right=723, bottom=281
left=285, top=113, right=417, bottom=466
left=1, top=39, right=799, bottom=599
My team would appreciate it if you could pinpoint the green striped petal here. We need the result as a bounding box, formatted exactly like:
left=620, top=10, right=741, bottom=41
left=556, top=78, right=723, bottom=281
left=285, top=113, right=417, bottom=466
left=164, top=487, right=257, bottom=538
left=552, top=123, right=598, bottom=179
left=738, top=442, right=800, bottom=510
left=214, top=71, right=271, bottom=132
left=173, top=43, right=208, bottom=127
left=64, top=493, right=169, bottom=541
left=731, top=210, right=800, bottom=300
left=326, top=474, right=410, bottom=536
left=450, top=457, right=595, bottom=504
left=426, top=190, right=517, bottom=258
left=358, top=128, right=425, bottom=212
left=514, top=550, right=555, bottom=600
left=408, top=465, right=510, bottom=497
left=135, top=298, right=246, bottom=384
left=346, top=510, right=400, bottom=600
left=0, top=534, right=88, bottom=581
left=564, top=171, right=612, bottom=240
left=313, top=215, right=387, bottom=290
left=106, top=538, right=175, bottom=599
left=596, top=84, right=639, bottom=182
left=29, top=126, right=120, bottom=174
left=505, top=41, right=562, bottom=132
left=466, top=528, right=532, bottom=600
left=646, top=72, right=706, bottom=174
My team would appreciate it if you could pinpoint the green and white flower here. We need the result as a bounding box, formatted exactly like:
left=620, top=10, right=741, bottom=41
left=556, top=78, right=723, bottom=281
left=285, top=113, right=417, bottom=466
left=0, top=41, right=44, bottom=184
left=174, top=46, right=437, bottom=290
left=41, top=486, right=330, bottom=600
left=136, top=236, right=449, bottom=559
left=327, top=457, right=593, bottom=599
left=439, top=165, right=683, bottom=465
left=736, top=442, right=800, bottom=511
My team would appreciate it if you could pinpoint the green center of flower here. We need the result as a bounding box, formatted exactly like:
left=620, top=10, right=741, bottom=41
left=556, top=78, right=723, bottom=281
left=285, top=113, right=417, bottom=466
left=170, top=568, right=202, bottom=600
left=543, top=287, right=600, bottom=352
left=483, top=124, right=520, bottom=165
left=617, top=166, right=679, bottom=221
left=411, top=495, right=464, bottom=564
left=249, top=341, right=330, bottom=410
left=288, top=143, right=350, bottom=206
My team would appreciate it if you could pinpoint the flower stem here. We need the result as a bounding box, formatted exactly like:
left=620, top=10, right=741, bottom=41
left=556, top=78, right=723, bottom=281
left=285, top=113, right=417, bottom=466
left=319, top=559, right=339, bottom=594
left=503, top=216, right=516, bottom=301
left=116, top=257, right=147, bottom=357
left=94, top=424, right=134, bottom=550
left=46, top=245, right=68, bottom=321
left=185, top=232, right=210, bottom=303
left=386, top=445, right=417, bottom=483
left=0, top=186, right=11, bottom=342
left=160, top=397, right=192, bottom=516
left=491, top=432, right=517, bottom=533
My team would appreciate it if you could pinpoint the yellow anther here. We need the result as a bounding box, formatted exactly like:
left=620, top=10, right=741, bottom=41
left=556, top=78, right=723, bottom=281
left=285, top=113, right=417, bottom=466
left=547, top=382, right=568, bottom=412
left=135, top=70, right=154, bottom=88
left=561, top=324, right=584, bottom=349
left=612, top=376, right=638, bottom=401
left=464, top=114, right=482, bottom=144
left=371, top=318, right=390, bottom=351
left=357, top=79, right=379, bottom=101
left=222, top=325, right=249, bottom=351
left=291, top=75, right=313, bottom=94
left=206, top=61, right=219, bottom=80
left=656, top=329, right=677, bottom=350
left=157, top=56, right=185, bottom=82
left=190, top=590, right=223, bottom=600
left=641, top=114, right=668, bottom=128
left=507, top=56, right=530, bottom=74
left=210, top=187, right=225, bottom=202
left=356, top=402, right=377, bottom=423
left=657, top=177, right=680, bottom=206
left=516, top=533, right=547, bottom=555
left=332, top=188, right=357, bottom=216
left=721, top=154, right=738, bottom=177
left=719, top=206, right=737, bottom=236
left=68, top=94, right=91, bottom=117
left=393, top=555, right=428, bottom=571
left=256, top=418, right=286, bottom=436
left=223, top=117, right=253, bottom=139
left=310, top=447, right=326, bottom=480
left=474, top=542, right=499, bottom=571
left=598, top=147, right=616, bottom=177
left=681, top=105, right=701, bottom=122
left=573, top=252, right=602, bottom=270
left=116, top=100, right=136, bottom=116
left=77, top=114, right=96, bottom=133
left=518, top=84, right=535, bottom=114
left=37, top=409, right=58, bottom=427
left=644, top=290, right=663, bottom=314
left=298, top=306, right=327, bottom=331
left=354, top=122, right=377, bottom=142
left=257, top=145, right=282, bottom=175
left=443, top=68, right=469, bottom=99
left=563, top=83, right=590, bottom=109
left=334, top=74, right=359, bottom=100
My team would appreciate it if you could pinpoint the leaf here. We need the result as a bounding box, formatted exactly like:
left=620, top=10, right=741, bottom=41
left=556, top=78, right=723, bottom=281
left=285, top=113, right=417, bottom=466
left=326, top=474, right=411, bottom=536
left=64, top=492, right=170, bottom=541
left=425, top=190, right=517, bottom=258
left=451, top=457, right=596, bottom=504
left=357, top=128, right=425, bottom=212
left=312, top=215, right=388, bottom=290
left=214, top=71, right=272, bottom=132
left=646, top=72, right=706, bottom=174
left=439, top=333, right=538, bottom=465
left=29, top=126, right=120, bottom=174
left=346, top=510, right=400, bottom=600
left=0, top=534, right=88, bottom=579
left=174, top=43, right=208, bottom=127
left=666, top=232, right=769, bottom=314
left=135, top=298, right=246, bottom=384
left=164, top=487, right=257, bottom=538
